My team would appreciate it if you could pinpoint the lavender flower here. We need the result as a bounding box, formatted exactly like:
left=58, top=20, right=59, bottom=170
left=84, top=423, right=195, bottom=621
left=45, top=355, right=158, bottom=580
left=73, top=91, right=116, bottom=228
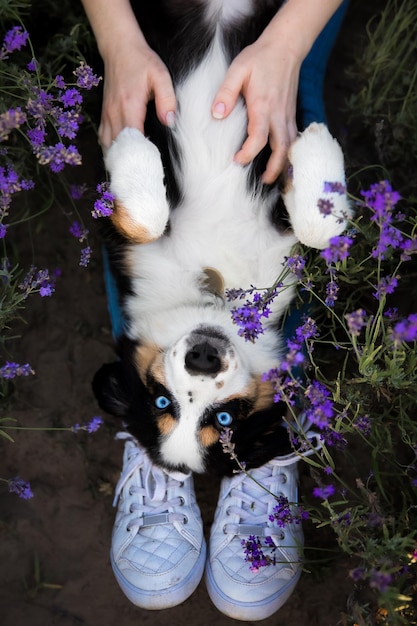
left=269, top=495, right=309, bottom=527
left=231, top=302, right=271, bottom=342
left=0, top=26, right=29, bottom=59
left=373, top=275, right=398, bottom=300
left=325, top=278, right=339, bottom=307
left=313, top=484, right=335, bottom=499
left=0, top=108, right=27, bottom=142
left=241, top=535, right=276, bottom=572
left=317, top=197, right=334, bottom=216
left=69, top=221, right=89, bottom=241
left=321, top=235, right=353, bottom=265
left=92, top=182, right=115, bottom=218
left=391, top=313, right=417, bottom=344
left=345, top=309, right=367, bottom=336
left=73, top=62, right=102, bottom=90
left=72, top=416, right=103, bottom=433
left=8, top=476, right=33, bottom=499
left=285, top=254, right=306, bottom=278
left=304, top=380, right=334, bottom=429
left=80, top=246, right=92, bottom=267
left=0, top=362, right=34, bottom=379
left=323, top=181, right=346, bottom=195
left=369, top=569, right=393, bottom=593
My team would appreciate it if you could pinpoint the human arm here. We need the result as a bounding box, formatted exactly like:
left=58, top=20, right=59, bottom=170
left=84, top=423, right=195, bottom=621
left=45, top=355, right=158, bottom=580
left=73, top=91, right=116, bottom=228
left=79, top=0, right=176, bottom=150
left=212, top=0, right=345, bottom=183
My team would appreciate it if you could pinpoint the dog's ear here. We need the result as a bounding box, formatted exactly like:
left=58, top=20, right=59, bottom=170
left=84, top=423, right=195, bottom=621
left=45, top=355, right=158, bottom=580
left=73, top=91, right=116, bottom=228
left=92, top=361, right=130, bottom=417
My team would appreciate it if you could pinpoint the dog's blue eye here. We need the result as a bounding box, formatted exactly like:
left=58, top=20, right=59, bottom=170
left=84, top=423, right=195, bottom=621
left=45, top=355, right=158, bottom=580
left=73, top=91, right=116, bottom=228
left=216, top=411, right=233, bottom=426
left=155, top=395, right=171, bottom=409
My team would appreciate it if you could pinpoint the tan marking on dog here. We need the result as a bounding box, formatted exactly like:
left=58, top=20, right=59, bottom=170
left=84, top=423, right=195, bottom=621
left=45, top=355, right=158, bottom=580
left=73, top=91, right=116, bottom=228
left=251, top=377, right=275, bottom=413
left=134, top=343, right=166, bottom=385
left=157, top=413, right=177, bottom=436
left=200, top=425, right=220, bottom=448
left=111, top=201, right=157, bottom=243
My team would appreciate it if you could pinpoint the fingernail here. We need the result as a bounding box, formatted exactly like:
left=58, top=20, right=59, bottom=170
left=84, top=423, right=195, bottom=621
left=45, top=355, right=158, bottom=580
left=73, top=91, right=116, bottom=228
left=166, top=110, right=176, bottom=127
left=212, top=102, right=226, bottom=119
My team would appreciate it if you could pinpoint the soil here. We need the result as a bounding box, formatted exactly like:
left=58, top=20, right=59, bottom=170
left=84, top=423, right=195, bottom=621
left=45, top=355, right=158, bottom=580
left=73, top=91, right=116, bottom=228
left=1, top=3, right=377, bottom=625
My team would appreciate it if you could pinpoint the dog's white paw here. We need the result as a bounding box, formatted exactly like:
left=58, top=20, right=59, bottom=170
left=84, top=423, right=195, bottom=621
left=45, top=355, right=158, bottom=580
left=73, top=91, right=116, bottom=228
left=283, top=122, right=353, bottom=250
left=104, top=128, right=169, bottom=243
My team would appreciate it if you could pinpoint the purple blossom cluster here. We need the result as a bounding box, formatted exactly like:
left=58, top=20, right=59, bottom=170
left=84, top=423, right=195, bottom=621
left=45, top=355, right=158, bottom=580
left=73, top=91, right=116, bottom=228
left=7, top=476, right=33, bottom=499
left=0, top=26, right=29, bottom=60
left=72, top=416, right=103, bottom=433
left=321, top=235, right=353, bottom=265
left=0, top=26, right=101, bottom=241
left=18, top=266, right=58, bottom=298
left=0, top=361, right=34, bottom=379
left=92, top=182, right=115, bottom=219
left=269, top=495, right=309, bottom=527
left=304, top=380, right=335, bottom=430
left=230, top=288, right=281, bottom=342
left=345, top=308, right=367, bottom=336
left=241, top=535, right=277, bottom=572
left=391, top=313, right=417, bottom=344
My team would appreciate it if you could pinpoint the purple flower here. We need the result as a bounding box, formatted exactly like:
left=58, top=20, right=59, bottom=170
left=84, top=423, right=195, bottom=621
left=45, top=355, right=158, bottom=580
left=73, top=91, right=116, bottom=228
left=85, top=416, right=103, bottom=433
left=27, top=58, right=37, bottom=72
left=369, top=569, right=393, bottom=593
left=317, top=197, right=334, bottom=216
left=0, top=26, right=29, bottom=59
left=92, top=182, right=115, bottom=218
left=73, top=62, right=102, bottom=90
left=295, top=317, right=319, bottom=342
left=27, top=127, right=47, bottom=148
left=304, top=380, right=334, bottom=429
left=323, top=181, right=346, bottom=195
left=391, top=313, right=417, bottom=344
left=313, top=484, right=335, bottom=499
left=80, top=246, right=92, bottom=267
left=0, top=362, right=34, bottom=379
left=241, top=535, right=276, bottom=572
left=354, top=415, right=371, bottom=436
left=0, top=107, right=27, bottom=142
left=373, top=275, right=398, bottom=300
left=8, top=476, right=33, bottom=499
left=269, top=496, right=309, bottom=527
left=321, top=235, right=353, bottom=265
left=69, top=221, right=89, bottom=241
left=59, top=88, right=83, bottom=108
left=0, top=223, right=6, bottom=238
left=72, top=416, right=103, bottom=433
left=69, top=184, right=87, bottom=200
left=325, top=279, right=339, bottom=307
left=285, top=254, right=306, bottom=278
left=231, top=303, right=270, bottom=342
left=345, top=309, right=367, bottom=336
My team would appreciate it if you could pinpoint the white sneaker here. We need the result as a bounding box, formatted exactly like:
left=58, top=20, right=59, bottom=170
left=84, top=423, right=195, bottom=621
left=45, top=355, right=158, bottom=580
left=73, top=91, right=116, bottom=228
left=205, top=453, right=306, bottom=621
left=110, top=433, right=206, bottom=609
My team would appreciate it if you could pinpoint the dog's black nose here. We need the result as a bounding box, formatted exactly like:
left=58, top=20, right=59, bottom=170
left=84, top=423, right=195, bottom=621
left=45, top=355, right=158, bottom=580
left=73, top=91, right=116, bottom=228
left=185, top=341, right=221, bottom=374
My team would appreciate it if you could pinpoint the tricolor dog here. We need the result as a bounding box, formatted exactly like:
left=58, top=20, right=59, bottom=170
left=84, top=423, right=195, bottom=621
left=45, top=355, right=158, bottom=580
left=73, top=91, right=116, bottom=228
left=93, top=0, right=351, bottom=476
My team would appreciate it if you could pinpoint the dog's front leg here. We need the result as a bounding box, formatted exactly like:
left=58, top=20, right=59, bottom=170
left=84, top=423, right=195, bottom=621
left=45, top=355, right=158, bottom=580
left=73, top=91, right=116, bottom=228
left=283, top=122, right=353, bottom=250
left=104, top=128, right=170, bottom=243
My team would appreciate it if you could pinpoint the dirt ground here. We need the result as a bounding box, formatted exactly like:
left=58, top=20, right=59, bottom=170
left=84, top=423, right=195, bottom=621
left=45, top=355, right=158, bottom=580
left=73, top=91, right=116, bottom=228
left=1, top=4, right=376, bottom=625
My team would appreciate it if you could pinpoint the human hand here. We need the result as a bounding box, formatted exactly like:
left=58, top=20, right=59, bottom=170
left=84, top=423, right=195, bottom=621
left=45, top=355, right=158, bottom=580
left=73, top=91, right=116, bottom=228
left=99, top=39, right=176, bottom=151
left=211, top=38, right=300, bottom=184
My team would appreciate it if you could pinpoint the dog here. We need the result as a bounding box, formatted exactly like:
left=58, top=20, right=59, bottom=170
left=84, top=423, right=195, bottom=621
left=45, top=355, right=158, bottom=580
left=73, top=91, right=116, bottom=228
left=93, top=0, right=351, bottom=477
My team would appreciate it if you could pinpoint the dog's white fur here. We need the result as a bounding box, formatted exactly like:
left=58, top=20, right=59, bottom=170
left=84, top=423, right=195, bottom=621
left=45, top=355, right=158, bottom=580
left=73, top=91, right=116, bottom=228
left=104, top=31, right=352, bottom=472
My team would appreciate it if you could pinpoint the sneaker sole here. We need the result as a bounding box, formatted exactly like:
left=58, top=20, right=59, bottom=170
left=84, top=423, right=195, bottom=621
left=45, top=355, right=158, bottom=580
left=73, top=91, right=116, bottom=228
left=110, top=542, right=206, bottom=609
left=205, top=560, right=301, bottom=621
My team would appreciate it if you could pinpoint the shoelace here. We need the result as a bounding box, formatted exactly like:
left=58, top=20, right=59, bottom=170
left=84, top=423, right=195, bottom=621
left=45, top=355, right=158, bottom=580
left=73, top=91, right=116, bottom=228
left=222, top=427, right=320, bottom=538
left=113, top=432, right=189, bottom=531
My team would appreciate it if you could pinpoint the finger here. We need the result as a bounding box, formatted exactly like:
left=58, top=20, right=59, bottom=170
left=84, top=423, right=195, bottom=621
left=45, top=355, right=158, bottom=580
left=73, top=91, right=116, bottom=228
left=234, top=108, right=269, bottom=165
left=262, top=119, right=298, bottom=184
left=212, top=63, right=246, bottom=120
left=153, top=71, right=177, bottom=127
